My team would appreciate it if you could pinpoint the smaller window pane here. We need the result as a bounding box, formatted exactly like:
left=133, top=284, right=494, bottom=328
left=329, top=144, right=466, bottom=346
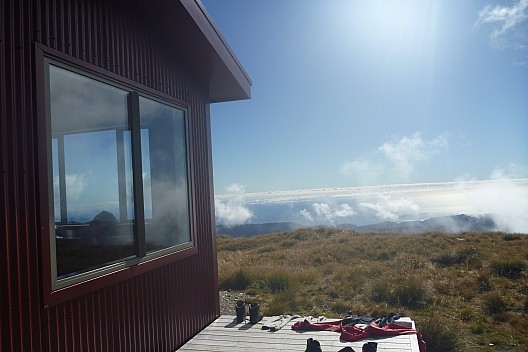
left=139, top=97, right=191, bottom=253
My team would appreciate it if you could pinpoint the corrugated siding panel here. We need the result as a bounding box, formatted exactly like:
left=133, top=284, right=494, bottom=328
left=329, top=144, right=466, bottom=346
left=1, top=0, right=219, bottom=351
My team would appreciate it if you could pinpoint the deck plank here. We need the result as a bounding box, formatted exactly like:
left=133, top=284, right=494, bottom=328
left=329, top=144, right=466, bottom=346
left=178, top=315, right=420, bottom=351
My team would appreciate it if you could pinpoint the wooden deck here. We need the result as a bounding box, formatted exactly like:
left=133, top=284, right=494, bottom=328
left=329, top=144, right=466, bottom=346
left=178, top=315, right=421, bottom=351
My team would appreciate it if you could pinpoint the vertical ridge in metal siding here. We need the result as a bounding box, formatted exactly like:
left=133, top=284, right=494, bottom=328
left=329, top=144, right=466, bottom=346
left=124, top=282, right=132, bottom=351
left=152, top=270, right=160, bottom=351
left=79, top=0, right=86, bottom=61
left=72, top=0, right=79, bottom=58
left=90, top=293, right=98, bottom=351
left=22, top=0, right=44, bottom=348
left=139, top=32, right=147, bottom=87
left=69, top=302, right=77, bottom=351
left=8, top=0, right=23, bottom=349
left=64, top=0, right=72, bottom=56
left=110, top=286, right=118, bottom=351
left=137, top=276, right=145, bottom=350
left=99, top=1, right=109, bottom=71
left=57, top=0, right=65, bottom=52
left=116, top=5, right=125, bottom=78
left=0, top=2, right=10, bottom=350
left=162, top=269, right=169, bottom=350
left=143, top=274, right=151, bottom=351
left=0, top=0, right=8, bottom=349
left=92, top=0, right=100, bottom=67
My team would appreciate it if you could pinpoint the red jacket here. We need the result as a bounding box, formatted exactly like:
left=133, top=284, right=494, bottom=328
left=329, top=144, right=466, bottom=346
left=292, top=318, right=426, bottom=352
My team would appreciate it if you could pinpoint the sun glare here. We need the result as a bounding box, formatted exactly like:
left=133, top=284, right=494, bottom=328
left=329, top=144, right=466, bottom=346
left=332, top=0, right=437, bottom=58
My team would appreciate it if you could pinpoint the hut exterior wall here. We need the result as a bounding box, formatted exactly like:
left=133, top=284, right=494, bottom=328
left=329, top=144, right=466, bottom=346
left=0, top=0, right=219, bottom=350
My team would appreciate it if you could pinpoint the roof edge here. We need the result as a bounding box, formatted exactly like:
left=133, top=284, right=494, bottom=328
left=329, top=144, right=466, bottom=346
left=180, top=0, right=252, bottom=102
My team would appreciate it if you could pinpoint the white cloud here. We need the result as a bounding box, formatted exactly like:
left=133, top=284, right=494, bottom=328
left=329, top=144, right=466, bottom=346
left=359, top=195, right=420, bottom=221
left=62, top=174, right=88, bottom=199
left=215, top=199, right=253, bottom=226
left=463, top=179, right=528, bottom=233
left=335, top=203, right=356, bottom=217
left=455, top=163, right=528, bottom=183
left=299, top=209, right=314, bottom=222
left=476, top=0, right=528, bottom=62
left=476, top=0, right=528, bottom=41
left=490, top=162, right=528, bottom=180
left=214, top=183, right=253, bottom=226
left=226, top=183, right=246, bottom=194
left=454, top=165, right=528, bottom=232
left=379, top=132, right=447, bottom=179
left=340, top=158, right=383, bottom=186
left=313, top=203, right=333, bottom=221
left=341, top=132, right=448, bottom=185
left=311, top=202, right=356, bottom=224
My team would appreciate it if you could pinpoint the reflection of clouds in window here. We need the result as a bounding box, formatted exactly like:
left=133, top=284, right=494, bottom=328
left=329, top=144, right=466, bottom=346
left=64, top=173, right=87, bottom=199
left=141, top=129, right=153, bottom=219
left=50, top=64, right=131, bottom=223
left=139, top=97, right=183, bottom=120
left=47, top=62, right=193, bottom=280
left=48, top=61, right=192, bottom=281
left=140, top=96, right=190, bottom=250
left=49, top=65, right=128, bottom=135
left=147, top=178, right=190, bottom=246
left=124, top=129, right=152, bottom=220
left=52, top=139, right=60, bottom=222
left=63, top=131, right=120, bottom=221
left=142, top=171, right=152, bottom=219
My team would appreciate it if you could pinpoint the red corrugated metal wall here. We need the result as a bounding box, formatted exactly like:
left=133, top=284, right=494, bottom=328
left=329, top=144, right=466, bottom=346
left=0, top=0, right=219, bottom=350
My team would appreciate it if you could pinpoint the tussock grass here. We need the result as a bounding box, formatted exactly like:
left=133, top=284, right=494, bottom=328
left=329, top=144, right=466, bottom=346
left=217, top=229, right=528, bottom=351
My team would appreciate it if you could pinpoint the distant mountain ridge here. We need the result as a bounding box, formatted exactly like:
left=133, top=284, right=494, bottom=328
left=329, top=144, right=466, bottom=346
left=216, top=214, right=498, bottom=237
left=216, top=222, right=303, bottom=237
left=340, top=214, right=497, bottom=234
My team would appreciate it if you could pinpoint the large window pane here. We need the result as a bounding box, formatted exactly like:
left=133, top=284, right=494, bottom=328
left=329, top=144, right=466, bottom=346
left=49, top=64, right=136, bottom=279
left=139, top=97, right=191, bottom=252
left=46, top=60, right=194, bottom=288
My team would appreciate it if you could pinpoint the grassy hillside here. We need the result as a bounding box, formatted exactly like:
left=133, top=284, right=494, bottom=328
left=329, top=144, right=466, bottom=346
left=217, top=228, right=528, bottom=352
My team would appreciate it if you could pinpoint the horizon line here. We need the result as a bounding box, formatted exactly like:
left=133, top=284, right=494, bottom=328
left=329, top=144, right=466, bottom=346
left=215, top=177, right=528, bottom=198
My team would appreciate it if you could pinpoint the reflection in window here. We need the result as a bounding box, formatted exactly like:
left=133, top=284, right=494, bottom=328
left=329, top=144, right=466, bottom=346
left=47, top=62, right=193, bottom=285
left=140, top=97, right=191, bottom=252
left=52, top=138, right=60, bottom=223
left=63, top=131, right=119, bottom=222
left=49, top=64, right=135, bottom=279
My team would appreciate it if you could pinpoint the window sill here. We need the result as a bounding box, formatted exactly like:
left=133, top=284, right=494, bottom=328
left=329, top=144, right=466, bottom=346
left=44, top=244, right=198, bottom=308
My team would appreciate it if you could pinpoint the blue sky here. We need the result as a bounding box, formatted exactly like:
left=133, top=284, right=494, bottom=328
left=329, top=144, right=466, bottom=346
left=203, top=0, right=528, bottom=195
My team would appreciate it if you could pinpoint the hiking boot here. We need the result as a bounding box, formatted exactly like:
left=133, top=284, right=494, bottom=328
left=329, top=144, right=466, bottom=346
left=235, top=300, right=245, bottom=323
left=249, top=302, right=263, bottom=324
left=305, top=338, right=322, bottom=352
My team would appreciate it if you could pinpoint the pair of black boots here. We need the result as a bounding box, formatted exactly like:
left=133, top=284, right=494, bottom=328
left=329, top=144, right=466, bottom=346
left=235, top=300, right=263, bottom=324
left=305, top=338, right=377, bottom=352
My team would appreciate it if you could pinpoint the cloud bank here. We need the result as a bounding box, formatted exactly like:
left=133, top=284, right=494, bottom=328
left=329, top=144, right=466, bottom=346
left=459, top=164, right=528, bottom=233
left=216, top=171, right=528, bottom=233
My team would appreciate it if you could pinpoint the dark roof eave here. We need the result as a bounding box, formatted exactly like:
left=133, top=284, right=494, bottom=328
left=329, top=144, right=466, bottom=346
left=180, top=0, right=252, bottom=103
